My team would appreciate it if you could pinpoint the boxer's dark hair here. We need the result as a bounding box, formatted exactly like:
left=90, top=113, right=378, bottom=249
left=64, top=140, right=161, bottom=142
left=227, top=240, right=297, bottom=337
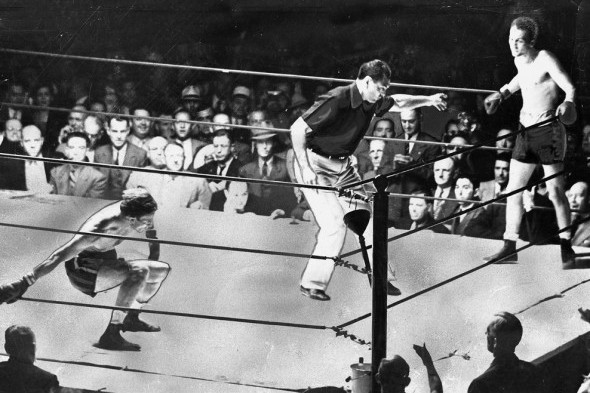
left=511, top=17, right=539, bottom=44
left=121, top=187, right=158, bottom=217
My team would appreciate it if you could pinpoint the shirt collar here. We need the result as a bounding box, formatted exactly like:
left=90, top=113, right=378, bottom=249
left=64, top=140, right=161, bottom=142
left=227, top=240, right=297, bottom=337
left=350, top=83, right=364, bottom=109
left=258, top=156, right=274, bottom=167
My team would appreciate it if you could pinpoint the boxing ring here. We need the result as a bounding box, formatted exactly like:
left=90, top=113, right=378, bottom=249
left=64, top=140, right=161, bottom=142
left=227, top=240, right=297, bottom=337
left=0, top=48, right=589, bottom=393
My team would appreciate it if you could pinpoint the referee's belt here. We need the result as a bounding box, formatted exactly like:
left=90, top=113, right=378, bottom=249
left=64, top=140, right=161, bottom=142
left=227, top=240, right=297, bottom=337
left=310, top=148, right=349, bottom=161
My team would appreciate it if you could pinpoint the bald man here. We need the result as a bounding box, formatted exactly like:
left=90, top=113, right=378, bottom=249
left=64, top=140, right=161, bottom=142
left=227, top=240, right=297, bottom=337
left=21, top=125, right=53, bottom=193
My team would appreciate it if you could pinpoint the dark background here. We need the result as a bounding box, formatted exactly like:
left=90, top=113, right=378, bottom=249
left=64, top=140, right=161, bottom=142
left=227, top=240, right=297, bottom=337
left=0, top=0, right=588, bottom=114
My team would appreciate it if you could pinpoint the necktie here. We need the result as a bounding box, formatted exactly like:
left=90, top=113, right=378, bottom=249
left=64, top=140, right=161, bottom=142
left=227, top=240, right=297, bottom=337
left=404, top=138, right=410, bottom=155
left=217, top=164, right=225, bottom=176
left=433, top=190, right=443, bottom=220
left=69, top=168, right=78, bottom=192
left=113, top=149, right=119, bottom=165
left=262, top=161, right=269, bottom=178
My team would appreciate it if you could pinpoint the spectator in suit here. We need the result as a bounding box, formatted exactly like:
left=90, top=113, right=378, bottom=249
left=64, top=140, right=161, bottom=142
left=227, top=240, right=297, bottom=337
left=568, top=182, right=590, bottom=247
left=5, top=118, right=23, bottom=143
left=450, top=175, right=504, bottom=239
left=359, top=139, right=394, bottom=179
left=181, top=85, right=204, bottom=119
left=20, top=125, right=53, bottom=194
left=127, top=142, right=211, bottom=209
left=194, top=129, right=242, bottom=211
left=392, top=108, right=441, bottom=181
left=127, top=107, right=153, bottom=152
left=223, top=180, right=256, bottom=215
left=0, top=81, right=33, bottom=130
left=50, top=132, right=107, bottom=199
left=238, top=128, right=296, bottom=217
left=229, top=86, right=252, bottom=145
left=496, top=128, right=516, bottom=151
left=32, top=82, right=65, bottom=141
left=0, top=325, right=60, bottom=393
left=432, top=157, right=458, bottom=222
left=145, top=136, right=168, bottom=169
left=0, top=119, right=27, bottom=190
left=171, top=109, right=206, bottom=170
left=355, top=118, right=396, bottom=168
left=408, top=190, right=449, bottom=233
left=468, top=312, right=547, bottom=393
left=94, top=117, right=148, bottom=199
left=194, top=107, right=215, bottom=145
left=479, top=153, right=511, bottom=202
left=389, top=109, right=441, bottom=227
left=83, top=115, right=109, bottom=162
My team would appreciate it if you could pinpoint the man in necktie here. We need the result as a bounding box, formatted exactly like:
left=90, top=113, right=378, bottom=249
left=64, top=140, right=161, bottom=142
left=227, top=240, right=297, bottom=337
left=49, top=132, right=107, bottom=198
left=194, top=130, right=241, bottom=211
left=94, top=117, right=148, bottom=199
left=238, top=128, right=296, bottom=217
left=21, top=125, right=52, bottom=194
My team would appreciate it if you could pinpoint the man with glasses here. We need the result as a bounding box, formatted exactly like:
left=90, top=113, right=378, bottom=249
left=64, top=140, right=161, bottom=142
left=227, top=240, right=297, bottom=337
left=291, top=59, right=447, bottom=301
left=0, top=188, right=171, bottom=352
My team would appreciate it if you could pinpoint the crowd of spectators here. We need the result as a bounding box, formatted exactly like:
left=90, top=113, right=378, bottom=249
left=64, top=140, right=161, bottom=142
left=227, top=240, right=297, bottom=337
left=0, top=62, right=589, bottom=241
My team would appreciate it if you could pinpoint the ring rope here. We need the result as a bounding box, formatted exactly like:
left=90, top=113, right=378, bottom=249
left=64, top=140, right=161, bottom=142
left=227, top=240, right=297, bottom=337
left=2, top=102, right=511, bottom=152
left=0, top=152, right=332, bottom=191
left=339, top=116, right=558, bottom=191
left=18, top=297, right=327, bottom=330
left=364, top=135, right=511, bottom=151
left=0, top=47, right=497, bottom=94
left=0, top=220, right=335, bottom=261
left=337, top=170, right=570, bottom=327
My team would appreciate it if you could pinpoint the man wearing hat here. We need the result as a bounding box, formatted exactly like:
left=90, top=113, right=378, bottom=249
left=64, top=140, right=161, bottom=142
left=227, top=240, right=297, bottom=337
left=194, top=107, right=215, bottom=144
left=0, top=325, right=60, bottom=392
left=291, top=59, right=446, bottom=301
left=239, top=123, right=296, bottom=217
left=376, top=344, right=442, bottom=393
left=181, top=84, right=204, bottom=119
left=229, top=86, right=253, bottom=145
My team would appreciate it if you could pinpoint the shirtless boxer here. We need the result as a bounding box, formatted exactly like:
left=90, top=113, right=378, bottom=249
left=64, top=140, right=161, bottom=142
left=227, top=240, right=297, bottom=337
left=0, top=188, right=171, bottom=351
left=483, top=16, right=578, bottom=267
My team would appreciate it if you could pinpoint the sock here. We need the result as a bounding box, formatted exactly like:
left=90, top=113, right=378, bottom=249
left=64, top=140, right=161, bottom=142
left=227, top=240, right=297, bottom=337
left=559, top=232, right=571, bottom=240
left=110, top=310, right=127, bottom=325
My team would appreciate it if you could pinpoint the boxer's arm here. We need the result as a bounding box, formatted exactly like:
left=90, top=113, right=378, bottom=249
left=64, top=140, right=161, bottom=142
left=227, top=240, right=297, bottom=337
left=32, top=235, right=91, bottom=280
left=542, top=50, right=575, bottom=102
left=388, top=94, right=447, bottom=112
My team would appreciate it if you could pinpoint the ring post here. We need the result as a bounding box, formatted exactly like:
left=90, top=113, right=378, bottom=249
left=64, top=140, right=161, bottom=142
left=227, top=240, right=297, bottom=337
left=371, top=175, right=389, bottom=393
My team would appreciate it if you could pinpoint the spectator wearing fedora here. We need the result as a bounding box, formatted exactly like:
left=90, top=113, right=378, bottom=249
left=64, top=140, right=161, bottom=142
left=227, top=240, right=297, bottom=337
left=171, top=109, right=207, bottom=170
left=239, top=124, right=296, bottom=217
left=229, top=86, right=252, bottom=146
left=0, top=325, right=60, bottom=393
left=181, top=85, right=204, bottom=119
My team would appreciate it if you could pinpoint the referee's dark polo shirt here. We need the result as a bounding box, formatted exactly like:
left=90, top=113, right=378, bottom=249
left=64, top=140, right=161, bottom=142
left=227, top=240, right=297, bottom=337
left=302, top=82, right=396, bottom=157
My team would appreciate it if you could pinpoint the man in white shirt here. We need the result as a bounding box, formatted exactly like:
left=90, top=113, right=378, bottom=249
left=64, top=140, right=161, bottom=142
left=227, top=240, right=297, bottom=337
left=431, top=157, right=458, bottom=223
left=127, top=108, right=152, bottom=152
left=94, top=117, right=147, bottom=199
left=21, top=125, right=52, bottom=194
left=171, top=109, right=206, bottom=170
left=127, top=142, right=211, bottom=209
